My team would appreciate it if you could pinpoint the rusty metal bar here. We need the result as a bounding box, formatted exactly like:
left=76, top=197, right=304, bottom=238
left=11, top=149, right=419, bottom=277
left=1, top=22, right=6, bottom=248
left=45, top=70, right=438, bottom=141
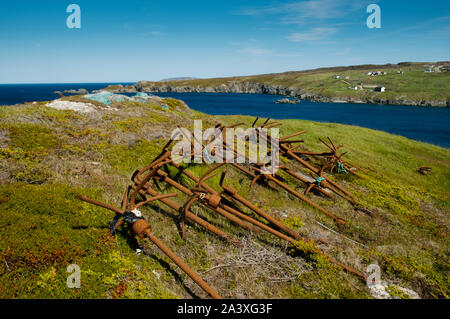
left=144, top=229, right=223, bottom=298
left=221, top=184, right=302, bottom=241
left=282, top=168, right=335, bottom=199
left=72, top=118, right=376, bottom=298
left=132, top=183, right=242, bottom=247
left=250, top=166, right=346, bottom=225
left=136, top=167, right=260, bottom=233
left=76, top=194, right=222, bottom=299
left=280, top=130, right=307, bottom=141
left=260, top=130, right=355, bottom=199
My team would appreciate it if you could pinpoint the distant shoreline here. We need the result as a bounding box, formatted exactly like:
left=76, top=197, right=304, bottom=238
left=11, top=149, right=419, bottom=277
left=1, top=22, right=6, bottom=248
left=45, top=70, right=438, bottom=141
left=105, top=61, right=450, bottom=108
left=0, top=82, right=134, bottom=106
left=106, top=82, right=450, bottom=108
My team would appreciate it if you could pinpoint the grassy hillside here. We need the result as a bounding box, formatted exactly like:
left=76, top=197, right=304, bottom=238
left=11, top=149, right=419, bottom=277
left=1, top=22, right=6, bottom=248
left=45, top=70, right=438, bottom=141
left=136, top=62, right=450, bottom=106
left=0, top=96, right=449, bottom=299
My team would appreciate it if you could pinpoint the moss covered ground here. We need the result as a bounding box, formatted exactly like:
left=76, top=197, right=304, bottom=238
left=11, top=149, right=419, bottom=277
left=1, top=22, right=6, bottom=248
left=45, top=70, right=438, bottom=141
left=0, top=96, right=448, bottom=299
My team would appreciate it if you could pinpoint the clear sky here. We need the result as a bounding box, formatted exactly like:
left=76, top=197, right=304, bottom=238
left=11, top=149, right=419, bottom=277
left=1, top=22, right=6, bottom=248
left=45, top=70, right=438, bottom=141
left=1, top=0, right=449, bottom=83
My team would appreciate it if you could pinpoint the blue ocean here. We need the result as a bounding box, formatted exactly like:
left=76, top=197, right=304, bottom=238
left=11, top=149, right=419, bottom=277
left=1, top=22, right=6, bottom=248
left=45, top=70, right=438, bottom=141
left=1, top=84, right=449, bottom=148
left=0, top=83, right=135, bottom=106
left=153, top=92, right=450, bottom=149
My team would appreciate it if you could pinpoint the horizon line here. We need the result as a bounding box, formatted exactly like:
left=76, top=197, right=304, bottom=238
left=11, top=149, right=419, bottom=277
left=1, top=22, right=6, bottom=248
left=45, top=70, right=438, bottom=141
left=1, top=60, right=445, bottom=85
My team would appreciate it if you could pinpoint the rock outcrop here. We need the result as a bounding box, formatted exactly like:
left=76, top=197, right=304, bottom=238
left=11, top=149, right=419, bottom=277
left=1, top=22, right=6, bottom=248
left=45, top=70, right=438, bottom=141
left=275, top=98, right=300, bottom=104
left=63, top=88, right=89, bottom=94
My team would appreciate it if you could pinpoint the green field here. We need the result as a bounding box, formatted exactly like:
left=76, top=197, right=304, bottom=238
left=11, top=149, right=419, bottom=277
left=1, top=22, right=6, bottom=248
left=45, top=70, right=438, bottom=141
left=135, top=62, right=450, bottom=106
left=0, top=95, right=449, bottom=299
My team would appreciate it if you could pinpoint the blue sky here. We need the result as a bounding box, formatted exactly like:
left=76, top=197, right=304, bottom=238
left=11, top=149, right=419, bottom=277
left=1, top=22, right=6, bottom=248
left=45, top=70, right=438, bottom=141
left=1, top=0, right=449, bottom=83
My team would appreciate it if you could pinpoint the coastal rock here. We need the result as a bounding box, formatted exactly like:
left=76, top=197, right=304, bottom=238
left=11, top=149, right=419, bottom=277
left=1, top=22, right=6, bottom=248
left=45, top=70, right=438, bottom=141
left=368, top=283, right=420, bottom=299
left=275, top=98, right=300, bottom=104
left=63, top=88, right=89, bottom=95
left=107, top=81, right=448, bottom=107
left=104, top=84, right=138, bottom=93
left=45, top=100, right=98, bottom=113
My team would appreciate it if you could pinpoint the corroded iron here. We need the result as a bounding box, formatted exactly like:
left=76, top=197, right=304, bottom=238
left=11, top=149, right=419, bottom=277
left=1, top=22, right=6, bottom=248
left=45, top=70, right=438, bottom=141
left=75, top=191, right=222, bottom=299
left=75, top=117, right=373, bottom=298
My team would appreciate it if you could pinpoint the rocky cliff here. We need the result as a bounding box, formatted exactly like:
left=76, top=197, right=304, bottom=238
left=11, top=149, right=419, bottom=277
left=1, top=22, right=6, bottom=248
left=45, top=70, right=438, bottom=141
left=106, top=81, right=449, bottom=107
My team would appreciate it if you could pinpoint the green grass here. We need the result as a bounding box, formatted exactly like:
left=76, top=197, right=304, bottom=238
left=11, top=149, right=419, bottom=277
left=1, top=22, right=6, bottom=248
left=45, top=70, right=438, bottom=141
left=140, top=62, right=450, bottom=105
left=217, top=115, right=450, bottom=298
left=6, top=123, right=60, bottom=152
left=0, top=96, right=449, bottom=299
